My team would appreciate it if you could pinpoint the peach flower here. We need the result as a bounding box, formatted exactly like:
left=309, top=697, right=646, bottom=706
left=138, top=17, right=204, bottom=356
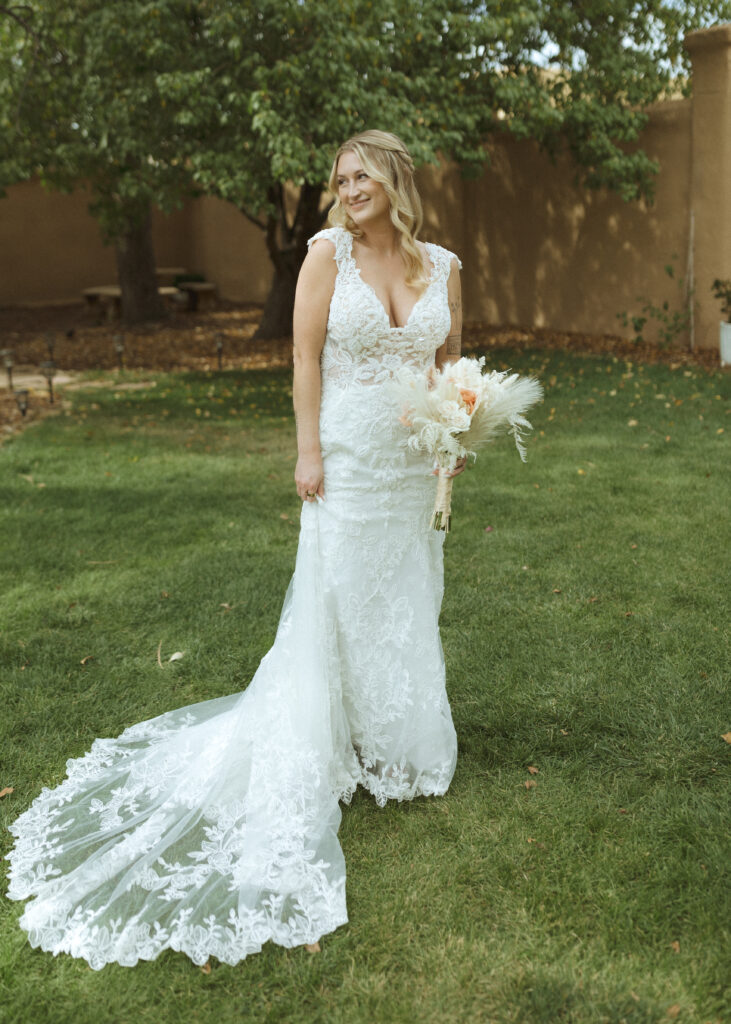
left=458, top=388, right=478, bottom=415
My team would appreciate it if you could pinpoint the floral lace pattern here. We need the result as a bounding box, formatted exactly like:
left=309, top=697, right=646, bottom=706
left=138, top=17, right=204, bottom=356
left=5, top=224, right=461, bottom=970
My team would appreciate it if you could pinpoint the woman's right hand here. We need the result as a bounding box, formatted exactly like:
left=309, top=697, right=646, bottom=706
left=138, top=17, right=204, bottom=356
left=295, top=452, right=325, bottom=502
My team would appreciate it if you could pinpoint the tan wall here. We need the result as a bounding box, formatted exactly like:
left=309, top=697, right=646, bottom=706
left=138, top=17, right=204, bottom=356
left=187, top=196, right=271, bottom=303
left=0, top=179, right=192, bottom=305
left=685, top=23, right=731, bottom=351
left=422, top=98, right=693, bottom=347
left=1, top=23, right=728, bottom=351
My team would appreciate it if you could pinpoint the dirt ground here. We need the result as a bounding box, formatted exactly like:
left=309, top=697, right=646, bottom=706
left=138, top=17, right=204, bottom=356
left=0, top=300, right=723, bottom=438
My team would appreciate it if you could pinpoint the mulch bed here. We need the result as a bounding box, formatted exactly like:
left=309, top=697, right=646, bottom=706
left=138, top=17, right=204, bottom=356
left=0, top=300, right=723, bottom=439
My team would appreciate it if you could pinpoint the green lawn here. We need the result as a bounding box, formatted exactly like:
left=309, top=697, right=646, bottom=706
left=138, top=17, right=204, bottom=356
left=0, top=349, right=728, bottom=1024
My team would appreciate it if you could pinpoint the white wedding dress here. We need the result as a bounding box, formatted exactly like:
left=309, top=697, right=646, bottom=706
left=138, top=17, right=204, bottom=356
left=5, top=225, right=461, bottom=969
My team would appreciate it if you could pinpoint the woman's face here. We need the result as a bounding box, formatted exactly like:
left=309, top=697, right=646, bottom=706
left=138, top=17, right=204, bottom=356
left=336, top=150, right=390, bottom=227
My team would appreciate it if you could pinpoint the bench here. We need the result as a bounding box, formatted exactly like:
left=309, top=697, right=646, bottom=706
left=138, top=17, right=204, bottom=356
left=175, top=281, right=218, bottom=312
left=83, top=285, right=184, bottom=321
left=155, top=267, right=188, bottom=286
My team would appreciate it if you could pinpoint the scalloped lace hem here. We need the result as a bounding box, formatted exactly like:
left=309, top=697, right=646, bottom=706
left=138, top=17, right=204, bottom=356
left=17, top=904, right=350, bottom=970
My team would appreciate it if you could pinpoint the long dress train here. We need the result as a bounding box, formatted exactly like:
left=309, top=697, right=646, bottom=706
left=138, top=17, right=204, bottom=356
left=5, top=225, right=461, bottom=969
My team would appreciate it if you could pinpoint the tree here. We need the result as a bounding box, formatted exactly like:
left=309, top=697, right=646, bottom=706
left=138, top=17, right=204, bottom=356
left=0, top=1, right=206, bottom=322
left=163, top=0, right=731, bottom=337
left=2, top=1, right=730, bottom=333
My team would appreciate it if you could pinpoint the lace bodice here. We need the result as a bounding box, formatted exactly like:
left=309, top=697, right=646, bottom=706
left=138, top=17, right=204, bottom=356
left=307, top=226, right=461, bottom=388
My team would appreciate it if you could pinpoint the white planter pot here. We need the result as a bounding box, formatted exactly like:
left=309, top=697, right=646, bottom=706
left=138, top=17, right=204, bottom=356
left=721, top=321, right=731, bottom=367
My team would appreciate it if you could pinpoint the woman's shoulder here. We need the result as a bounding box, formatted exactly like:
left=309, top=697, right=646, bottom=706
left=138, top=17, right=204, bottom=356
left=422, top=238, right=463, bottom=276
left=307, top=224, right=351, bottom=256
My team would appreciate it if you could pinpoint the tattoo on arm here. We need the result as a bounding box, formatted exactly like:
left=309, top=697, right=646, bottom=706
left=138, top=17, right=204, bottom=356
left=445, top=333, right=461, bottom=355
left=449, top=297, right=461, bottom=315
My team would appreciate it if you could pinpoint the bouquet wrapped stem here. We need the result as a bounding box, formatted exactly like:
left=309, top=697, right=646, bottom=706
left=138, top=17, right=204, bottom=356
left=392, top=357, right=544, bottom=532
left=432, top=465, right=454, bottom=532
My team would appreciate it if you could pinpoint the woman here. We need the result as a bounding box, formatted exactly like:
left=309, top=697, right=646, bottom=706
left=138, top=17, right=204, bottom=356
left=5, top=130, right=465, bottom=970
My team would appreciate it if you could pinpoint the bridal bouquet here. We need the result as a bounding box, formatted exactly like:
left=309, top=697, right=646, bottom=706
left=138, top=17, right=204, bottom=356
left=393, top=356, right=544, bottom=531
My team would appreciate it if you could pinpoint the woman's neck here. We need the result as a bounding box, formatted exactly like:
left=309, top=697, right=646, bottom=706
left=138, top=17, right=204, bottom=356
left=354, top=219, right=401, bottom=257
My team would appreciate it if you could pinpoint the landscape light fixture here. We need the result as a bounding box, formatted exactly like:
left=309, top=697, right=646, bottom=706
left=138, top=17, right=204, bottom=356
left=40, top=360, right=57, bottom=403
left=215, top=332, right=224, bottom=370
left=113, top=334, right=125, bottom=370
left=44, top=332, right=55, bottom=360
left=2, top=349, right=14, bottom=390
left=14, top=388, right=29, bottom=417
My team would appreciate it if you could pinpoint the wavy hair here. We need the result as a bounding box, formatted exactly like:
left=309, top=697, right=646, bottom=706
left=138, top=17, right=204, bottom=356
left=327, top=130, right=427, bottom=289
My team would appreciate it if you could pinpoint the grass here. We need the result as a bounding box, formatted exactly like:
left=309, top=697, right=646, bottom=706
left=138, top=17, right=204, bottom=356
left=0, top=349, right=729, bottom=1024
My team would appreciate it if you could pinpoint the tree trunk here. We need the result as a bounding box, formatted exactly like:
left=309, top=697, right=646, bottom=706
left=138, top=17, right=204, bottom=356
left=114, top=201, right=166, bottom=324
left=251, top=183, right=329, bottom=340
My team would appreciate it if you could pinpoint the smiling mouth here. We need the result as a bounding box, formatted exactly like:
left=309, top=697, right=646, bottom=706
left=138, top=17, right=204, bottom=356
left=350, top=199, right=368, bottom=209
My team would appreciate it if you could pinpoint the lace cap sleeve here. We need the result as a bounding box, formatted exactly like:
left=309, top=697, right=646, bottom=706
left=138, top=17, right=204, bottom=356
left=307, top=227, right=351, bottom=267
left=427, top=242, right=462, bottom=279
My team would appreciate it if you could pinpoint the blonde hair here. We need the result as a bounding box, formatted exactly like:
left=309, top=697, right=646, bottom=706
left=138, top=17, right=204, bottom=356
left=327, top=130, right=427, bottom=289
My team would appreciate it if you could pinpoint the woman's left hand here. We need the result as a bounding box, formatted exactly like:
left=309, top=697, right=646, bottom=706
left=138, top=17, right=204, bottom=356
left=432, top=456, right=467, bottom=478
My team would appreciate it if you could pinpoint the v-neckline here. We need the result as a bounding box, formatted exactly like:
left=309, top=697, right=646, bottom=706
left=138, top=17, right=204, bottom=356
left=346, top=232, right=436, bottom=332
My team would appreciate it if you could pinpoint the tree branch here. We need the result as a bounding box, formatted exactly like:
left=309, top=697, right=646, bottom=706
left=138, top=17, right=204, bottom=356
left=239, top=207, right=267, bottom=232
left=0, top=5, right=38, bottom=38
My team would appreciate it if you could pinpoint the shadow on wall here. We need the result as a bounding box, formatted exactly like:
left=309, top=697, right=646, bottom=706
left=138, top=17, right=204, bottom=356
left=457, top=99, right=691, bottom=345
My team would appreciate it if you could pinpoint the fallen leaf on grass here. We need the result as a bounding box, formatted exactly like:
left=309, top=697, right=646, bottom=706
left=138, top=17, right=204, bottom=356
left=552, top=588, right=561, bottom=594
left=588, top=596, right=599, bottom=603
left=670, top=940, right=680, bottom=953
left=169, top=651, right=184, bottom=662
left=80, top=655, right=94, bottom=665
left=721, top=732, right=731, bottom=744
left=627, top=419, right=639, bottom=427
left=0, top=787, right=14, bottom=799
left=220, top=603, right=233, bottom=612
left=665, top=1005, right=681, bottom=1019
left=618, top=808, right=627, bottom=814
left=160, top=591, right=169, bottom=599
left=625, top=611, right=634, bottom=617
left=560, top=729, right=569, bottom=735
left=527, top=766, right=539, bottom=775
left=305, top=942, right=321, bottom=954
left=200, top=962, right=211, bottom=974
left=524, top=779, right=537, bottom=789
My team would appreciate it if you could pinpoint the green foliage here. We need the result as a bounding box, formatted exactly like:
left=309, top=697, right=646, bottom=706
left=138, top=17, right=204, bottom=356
left=0, top=353, right=729, bottom=1022
left=1, top=0, right=731, bottom=243
left=0, top=0, right=206, bottom=239
left=616, top=255, right=695, bottom=347
left=711, top=278, right=731, bottom=322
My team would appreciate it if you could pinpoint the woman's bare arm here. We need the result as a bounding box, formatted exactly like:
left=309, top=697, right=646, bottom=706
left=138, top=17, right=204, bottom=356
left=434, top=257, right=462, bottom=371
left=292, top=239, right=337, bottom=501
left=434, top=257, right=466, bottom=476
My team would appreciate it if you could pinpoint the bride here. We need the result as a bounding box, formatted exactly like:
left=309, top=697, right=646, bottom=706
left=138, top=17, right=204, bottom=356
left=5, top=129, right=466, bottom=969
